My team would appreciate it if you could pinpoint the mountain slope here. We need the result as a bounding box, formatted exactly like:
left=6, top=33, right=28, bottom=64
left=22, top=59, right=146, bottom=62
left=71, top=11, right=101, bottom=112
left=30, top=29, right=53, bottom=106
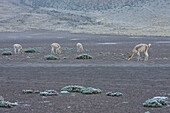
left=0, top=0, right=169, bottom=36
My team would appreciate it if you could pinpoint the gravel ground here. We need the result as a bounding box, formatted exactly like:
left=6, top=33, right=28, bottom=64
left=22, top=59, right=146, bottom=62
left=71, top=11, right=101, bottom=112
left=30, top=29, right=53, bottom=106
left=0, top=31, right=170, bottom=113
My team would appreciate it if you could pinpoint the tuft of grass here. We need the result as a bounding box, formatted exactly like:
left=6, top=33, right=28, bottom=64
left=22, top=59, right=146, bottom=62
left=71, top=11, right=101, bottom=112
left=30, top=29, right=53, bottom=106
left=33, top=90, right=40, bottom=94
left=106, top=92, right=123, bottom=97
left=44, top=55, right=60, bottom=60
left=1, top=51, right=12, bottom=55
left=22, top=90, right=40, bottom=94
left=61, top=85, right=102, bottom=94
left=0, top=96, right=18, bottom=108
left=76, top=54, right=93, bottom=59
left=40, top=90, right=58, bottom=96
left=143, top=97, right=169, bottom=107
left=22, top=90, right=33, bottom=94
left=23, top=48, right=36, bottom=53
left=81, top=87, right=102, bottom=94
left=61, top=85, right=86, bottom=92
left=0, top=101, right=13, bottom=108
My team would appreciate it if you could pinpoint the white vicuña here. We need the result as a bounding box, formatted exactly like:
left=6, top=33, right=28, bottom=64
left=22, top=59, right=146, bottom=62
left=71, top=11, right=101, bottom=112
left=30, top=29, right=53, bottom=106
left=128, top=44, right=151, bottom=61
left=76, top=43, right=84, bottom=52
left=51, top=43, right=62, bottom=54
left=13, top=44, right=24, bottom=54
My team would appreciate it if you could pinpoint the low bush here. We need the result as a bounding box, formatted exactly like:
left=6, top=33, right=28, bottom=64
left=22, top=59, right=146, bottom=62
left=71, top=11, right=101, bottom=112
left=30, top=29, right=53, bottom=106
left=1, top=51, right=12, bottom=55
left=40, top=90, right=58, bottom=96
left=81, top=87, right=102, bottom=94
left=23, top=48, right=36, bottom=53
left=143, top=97, right=169, bottom=107
left=61, top=85, right=86, bottom=92
left=22, top=90, right=34, bottom=94
left=106, top=92, right=123, bottom=97
left=61, top=85, right=102, bottom=94
left=76, top=54, right=92, bottom=59
left=44, top=55, right=60, bottom=60
left=0, top=96, right=18, bottom=108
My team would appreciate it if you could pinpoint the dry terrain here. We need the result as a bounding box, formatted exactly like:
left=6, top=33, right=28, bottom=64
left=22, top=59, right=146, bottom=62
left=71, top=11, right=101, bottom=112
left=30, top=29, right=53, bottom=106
left=0, top=31, right=170, bottom=113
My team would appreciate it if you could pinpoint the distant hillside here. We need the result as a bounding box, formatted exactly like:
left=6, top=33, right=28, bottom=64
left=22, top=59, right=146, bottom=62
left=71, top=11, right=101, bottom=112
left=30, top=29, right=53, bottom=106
left=19, top=0, right=169, bottom=10
left=0, top=0, right=170, bottom=36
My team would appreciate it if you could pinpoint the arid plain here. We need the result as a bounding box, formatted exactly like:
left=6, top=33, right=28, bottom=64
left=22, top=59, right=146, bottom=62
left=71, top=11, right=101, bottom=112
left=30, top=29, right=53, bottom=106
left=0, top=31, right=170, bottom=113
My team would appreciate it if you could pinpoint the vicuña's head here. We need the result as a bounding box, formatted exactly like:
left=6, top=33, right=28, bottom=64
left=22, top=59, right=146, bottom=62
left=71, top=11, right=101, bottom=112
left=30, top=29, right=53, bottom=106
left=128, top=56, right=131, bottom=60
left=148, top=44, right=151, bottom=47
left=59, top=48, right=62, bottom=54
left=22, top=50, right=25, bottom=54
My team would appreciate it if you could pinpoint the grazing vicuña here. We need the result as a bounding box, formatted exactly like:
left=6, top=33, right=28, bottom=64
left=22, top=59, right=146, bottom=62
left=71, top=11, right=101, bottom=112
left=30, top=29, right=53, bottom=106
left=13, top=44, right=24, bottom=54
left=128, top=44, right=151, bottom=61
left=51, top=43, right=62, bottom=54
left=77, top=43, right=84, bottom=52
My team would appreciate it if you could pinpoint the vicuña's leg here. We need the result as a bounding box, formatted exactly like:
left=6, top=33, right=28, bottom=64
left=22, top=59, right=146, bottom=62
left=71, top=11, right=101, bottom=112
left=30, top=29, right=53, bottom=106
left=128, top=51, right=135, bottom=60
left=144, top=46, right=149, bottom=61
left=18, top=49, right=20, bottom=54
left=144, top=51, right=149, bottom=61
left=81, top=47, right=84, bottom=52
left=77, top=48, right=80, bottom=52
left=56, top=48, right=59, bottom=54
left=59, top=48, right=62, bottom=54
left=55, top=48, right=62, bottom=54
left=51, top=47, right=54, bottom=54
left=137, top=52, right=140, bottom=61
left=14, top=47, right=17, bottom=54
left=20, top=48, right=24, bottom=54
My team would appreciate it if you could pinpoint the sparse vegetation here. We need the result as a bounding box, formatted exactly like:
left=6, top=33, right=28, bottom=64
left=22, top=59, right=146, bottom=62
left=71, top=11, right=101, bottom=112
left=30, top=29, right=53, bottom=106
left=61, top=85, right=86, bottom=92
left=23, top=48, right=36, bottom=53
left=1, top=51, right=12, bottom=55
left=0, top=96, right=18, bottom=108
left=106, top=92, right=123, bottom=97
left=76, top=54, right=93, bottom=59
left=143, top=97, right=169, bottom=107
left=40, top=90, right=58, bottom=96
left=44, top=55, right=60, bottom=60
left=81, top=87, right=102, bottom=94
left=22, top=90, right=34, bottom=94
left=61, top=85, right=102, bottom=94
left=22, top=90, right=40, bottom=94
left=33, top=90, right=40, bottom=94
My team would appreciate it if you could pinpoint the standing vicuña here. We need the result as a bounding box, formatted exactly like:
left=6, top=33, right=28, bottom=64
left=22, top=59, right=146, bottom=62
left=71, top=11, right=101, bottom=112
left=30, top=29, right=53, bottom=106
left=76, top=43, right=84, bottom=52
left=51, top=43, right=62, bottom=54
left=128, top=44, right=151, bottom=61
left=13, top=44, right=24, bottom=54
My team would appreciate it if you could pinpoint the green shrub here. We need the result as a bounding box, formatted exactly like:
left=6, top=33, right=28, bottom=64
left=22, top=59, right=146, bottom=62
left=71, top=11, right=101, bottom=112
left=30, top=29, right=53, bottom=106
left=22, top=90, right=40, bottom=94
left=0, top=101, right=13, bottom=108
left=81, top=87, right=102, bottom=94
left=0, top=96, right=18, bottom=108
left=61, top=85, right=86, bottom=92
left=143, top=97, right=168, bottom=107
left=61, top=85, right=102, bottom=94
left=76, top=54, right=93, bottom=59
left=23, top=48, right=36, bottom=53
left=33, top=90, right=40, bottom=94
left=22, top=90, right=33, bottom=94
left=1, top=51, right=12, bottom=55
left=106, top=92, right=123, bottom=97
left=44, top=55, right=60, bottom=60
left=40, top=90, right=58, bottom=96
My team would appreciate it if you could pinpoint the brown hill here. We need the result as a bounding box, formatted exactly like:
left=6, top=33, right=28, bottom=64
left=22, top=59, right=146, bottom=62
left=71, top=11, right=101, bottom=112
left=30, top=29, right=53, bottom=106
left=0, top=0, right=169, bottom=36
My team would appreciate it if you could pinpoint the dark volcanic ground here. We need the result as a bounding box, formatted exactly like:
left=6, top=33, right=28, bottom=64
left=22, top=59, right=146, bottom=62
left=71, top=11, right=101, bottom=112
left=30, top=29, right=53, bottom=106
left=0, top=31, right=170, bottom=113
